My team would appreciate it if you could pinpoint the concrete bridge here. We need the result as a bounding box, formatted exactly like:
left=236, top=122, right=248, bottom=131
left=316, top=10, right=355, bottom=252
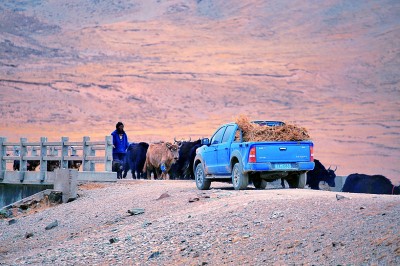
left=0, top=136, right=117, bottom=208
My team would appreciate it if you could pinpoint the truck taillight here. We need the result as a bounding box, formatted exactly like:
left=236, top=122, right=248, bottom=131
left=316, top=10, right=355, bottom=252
left=310, top=146, right=314, bottom=161
left=249, top=146, right=256, bottom=163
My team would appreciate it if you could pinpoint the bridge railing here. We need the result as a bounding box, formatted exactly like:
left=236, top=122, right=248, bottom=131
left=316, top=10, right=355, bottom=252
left=0, top=136, right=113, bottom=183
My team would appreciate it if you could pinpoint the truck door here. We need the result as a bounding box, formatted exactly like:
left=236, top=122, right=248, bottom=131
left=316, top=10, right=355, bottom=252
left=216, top=125, right=235, bottom=175
left=204, top=126, right=226, bottom=174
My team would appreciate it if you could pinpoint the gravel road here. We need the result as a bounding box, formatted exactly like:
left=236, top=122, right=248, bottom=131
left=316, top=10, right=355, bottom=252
left=1, top=180, right=399, bottom=265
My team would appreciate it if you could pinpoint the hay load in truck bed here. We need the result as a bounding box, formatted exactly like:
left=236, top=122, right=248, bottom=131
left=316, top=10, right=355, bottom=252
left=235, top=115, right=311, bottom=142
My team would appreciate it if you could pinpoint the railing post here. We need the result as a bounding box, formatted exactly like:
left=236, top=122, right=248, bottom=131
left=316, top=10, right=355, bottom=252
left=40, top=137, right=47, bottom=182
left=19, top=138, right=27, bottom=182
left=0, top=137, right=6, bottom=181
left=105, top=135, right=113, bottom=172
left=61, top=137, right=69, bottom=169
left=90, top=140, right=95, bottom=171
left=83, top=136, right=91, bottom=171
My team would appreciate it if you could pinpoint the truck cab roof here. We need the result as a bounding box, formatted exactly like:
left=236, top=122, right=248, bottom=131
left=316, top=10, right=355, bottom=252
left=251, top=120, right=285, bottom=126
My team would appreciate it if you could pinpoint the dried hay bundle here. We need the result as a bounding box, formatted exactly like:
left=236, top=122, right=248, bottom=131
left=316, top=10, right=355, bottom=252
left=235, top=115, right=311, bottom=142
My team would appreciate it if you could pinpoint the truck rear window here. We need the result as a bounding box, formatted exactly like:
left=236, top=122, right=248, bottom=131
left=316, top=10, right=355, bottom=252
left=253, top=121, right=285, bottom=127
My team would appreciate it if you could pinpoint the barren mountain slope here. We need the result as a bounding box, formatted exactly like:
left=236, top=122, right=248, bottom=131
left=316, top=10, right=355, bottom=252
left=0, top=0, right=399, bottom=181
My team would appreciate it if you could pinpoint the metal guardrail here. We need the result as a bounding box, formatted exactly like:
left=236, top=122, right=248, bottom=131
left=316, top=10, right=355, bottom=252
left=0, top=136, right=113, bottom=183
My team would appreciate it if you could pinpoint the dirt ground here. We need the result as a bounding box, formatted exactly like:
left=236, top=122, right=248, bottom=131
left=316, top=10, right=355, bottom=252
left=0, top=180, right=399, bottom=265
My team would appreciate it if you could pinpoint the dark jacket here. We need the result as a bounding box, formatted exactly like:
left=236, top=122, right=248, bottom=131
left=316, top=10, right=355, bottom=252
left=111, top=130, right=129, bottom=154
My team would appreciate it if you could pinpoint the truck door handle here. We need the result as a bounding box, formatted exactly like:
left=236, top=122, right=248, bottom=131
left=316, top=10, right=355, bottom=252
left=279, top=147, right=287, bottom=151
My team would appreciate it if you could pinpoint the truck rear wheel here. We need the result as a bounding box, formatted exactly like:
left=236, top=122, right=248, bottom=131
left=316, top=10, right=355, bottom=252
left=252, top=176, right=267, bottom=189
left=287, top=172, right=306, bottom=188
left=232, top=162, right=249, bottom=190
left=298, top=172, right=306, bottom=188
left=195, top=163, right=211, bottom=190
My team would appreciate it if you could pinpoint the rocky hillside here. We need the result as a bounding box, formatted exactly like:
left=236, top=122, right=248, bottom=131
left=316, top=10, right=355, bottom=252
left=0, top=0, right=399, bottom=182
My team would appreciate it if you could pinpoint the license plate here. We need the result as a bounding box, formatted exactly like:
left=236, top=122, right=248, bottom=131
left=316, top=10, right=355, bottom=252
left=274, top=163, right=292, bottom=169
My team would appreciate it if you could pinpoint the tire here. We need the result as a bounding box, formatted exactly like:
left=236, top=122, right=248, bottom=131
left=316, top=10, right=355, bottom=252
left=232, top=162, right=249, bottom=190
left=253, top=176, right=267, bottom=189
left=298, top=172, right=306, bottom=188
left=195, top=163, right=211, bottom=190
left=287, top=172, right=306, bottom=188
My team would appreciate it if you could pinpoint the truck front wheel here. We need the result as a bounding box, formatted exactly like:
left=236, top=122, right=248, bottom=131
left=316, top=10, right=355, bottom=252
left=195, top=163, right=211, bottom=190
left=232, top=162, right=249, bottom=190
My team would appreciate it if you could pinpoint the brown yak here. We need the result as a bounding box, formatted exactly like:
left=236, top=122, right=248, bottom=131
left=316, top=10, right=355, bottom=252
left=143, top=141, right=180, bottom=180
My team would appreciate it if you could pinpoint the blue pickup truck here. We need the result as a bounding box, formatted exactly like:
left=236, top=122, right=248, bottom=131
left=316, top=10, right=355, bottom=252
left=193, top=120, right=315, bottom=190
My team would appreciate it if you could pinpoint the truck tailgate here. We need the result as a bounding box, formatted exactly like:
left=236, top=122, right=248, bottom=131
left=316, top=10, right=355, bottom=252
left=255, top=142, right=312, bottom=163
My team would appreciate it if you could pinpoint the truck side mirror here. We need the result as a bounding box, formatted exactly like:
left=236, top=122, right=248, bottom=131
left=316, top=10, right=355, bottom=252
left=201, top=138, right=210, bottom=146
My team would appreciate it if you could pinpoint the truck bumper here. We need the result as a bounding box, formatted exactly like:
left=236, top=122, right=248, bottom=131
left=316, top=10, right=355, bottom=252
left=244, top=162, right=315, bottom=172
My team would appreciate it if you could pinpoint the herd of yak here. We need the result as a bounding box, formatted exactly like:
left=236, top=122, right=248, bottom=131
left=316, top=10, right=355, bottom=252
left=111, top=139, right=399, bottom=195
left=11, top=139, right=400, bottom=195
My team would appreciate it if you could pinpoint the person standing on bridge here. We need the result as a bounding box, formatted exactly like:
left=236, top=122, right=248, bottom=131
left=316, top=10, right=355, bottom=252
left=111, top=121, right=129, bottom=163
